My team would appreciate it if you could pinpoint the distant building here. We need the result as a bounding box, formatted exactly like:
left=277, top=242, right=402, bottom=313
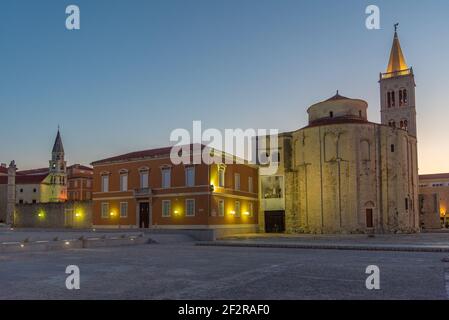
left=0, top=130, right=68, bottom=222
left=258, top=30, right=419, bottom=234
left=91, top=145, right=258, bottom=235
left=419, top=173, right=449, bottom=228
left=67, top=164, right=93, bottom=201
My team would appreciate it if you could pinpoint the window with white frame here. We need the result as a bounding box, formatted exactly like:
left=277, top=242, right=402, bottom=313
left=234, top=173, right=241, bottom=191
left=218, top=166, right=225, bottom=187
left=185, top=166, right=195, bottom=187
left=161, top=168, right=171, bottom=188
left=140, top=170, right=149, bottom=188
left=186, top=199, right=195, bottom=217
left=101, top=175, right=109, bottom=192
left=162, top=200, right=171, bottom=217
left=218, top=199, right=225, bottom=217
left=120, top=172, right=128, bottom=191
left=120, top=202, right=128, bottom=218
left=235, top=201, right=241, bottom=217
left=248, top=176, right=253, bottom=193
left=101, top=202, right=109, bottom=218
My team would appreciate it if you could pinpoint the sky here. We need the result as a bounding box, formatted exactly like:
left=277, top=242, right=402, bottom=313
left=0, top=0, right=448, bottom=174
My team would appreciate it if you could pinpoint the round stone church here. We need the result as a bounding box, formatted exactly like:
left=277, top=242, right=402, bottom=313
left=259, top=30, right=419, bottom=234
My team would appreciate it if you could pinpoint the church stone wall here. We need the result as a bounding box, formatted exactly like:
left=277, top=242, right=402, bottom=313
left=277, top=122, right=419, bottom=234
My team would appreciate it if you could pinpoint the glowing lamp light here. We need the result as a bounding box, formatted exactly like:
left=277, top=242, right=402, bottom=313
left=75, top=212, right=82, bottom=218
left=244, top=211, right=250, bottom=216
left=20, top=244, right=24, bottom=248
left=229, top=210, right=236, bottom=215
left=65, top=241, right=70, bottom=245
left=110, top=212, right=116, bottom=217
left=38, top=212, right=45, bottom=218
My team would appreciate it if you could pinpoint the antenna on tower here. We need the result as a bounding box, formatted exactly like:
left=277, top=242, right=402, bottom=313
left=394, top=23, right=399, bottom=33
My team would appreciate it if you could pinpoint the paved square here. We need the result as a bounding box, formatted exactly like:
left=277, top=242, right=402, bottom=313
left=1, top=239, right=448, bottom=299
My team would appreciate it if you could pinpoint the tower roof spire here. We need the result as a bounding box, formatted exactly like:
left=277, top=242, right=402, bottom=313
left=52, top=128, right=64, bottom=153
left=386, top=24, right=408, bottom=73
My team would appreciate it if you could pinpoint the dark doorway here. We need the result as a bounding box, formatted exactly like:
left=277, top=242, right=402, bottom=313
left=366, top=208, right=374, bottom=228
left=264, top=211, right=285, bottom=233
left=139, top=202, right=150, bottom=228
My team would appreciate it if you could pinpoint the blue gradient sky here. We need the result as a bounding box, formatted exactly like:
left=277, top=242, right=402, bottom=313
left=1, top=0, right=448, bottom=173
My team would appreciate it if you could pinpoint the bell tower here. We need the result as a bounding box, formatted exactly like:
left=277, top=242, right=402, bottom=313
left=48, top=128, right=67, bottom=202
left=380, top=25, right=417, bottom=137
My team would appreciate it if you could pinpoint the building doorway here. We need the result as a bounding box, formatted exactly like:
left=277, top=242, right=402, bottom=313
left=366, top=208, right=374, bottom=228
left=139, top=202, right=150, bottom=228
left=264, top=210, right=285, bottom=233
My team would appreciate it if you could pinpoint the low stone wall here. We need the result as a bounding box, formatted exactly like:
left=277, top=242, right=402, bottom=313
left=14, top=201, right=92, bottom=228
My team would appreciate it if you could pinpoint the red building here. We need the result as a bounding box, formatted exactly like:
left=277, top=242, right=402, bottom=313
left=91, top=145, right=258, bottom=235
left=67, top=164, right=93, bottom=201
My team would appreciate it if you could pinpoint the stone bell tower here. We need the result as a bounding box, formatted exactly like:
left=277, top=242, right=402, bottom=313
left=380, top=25, right=417, bottom=137
left=48, top=128, right=67, bottom=202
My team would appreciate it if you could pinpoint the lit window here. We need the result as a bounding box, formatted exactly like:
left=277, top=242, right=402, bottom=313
left=185, top=166, right=195, bottom=187
left=162, top=200, right=171, bottom=217
left=218, top=200, right=225, bottom=217
left=120, top=202, right=128, bottom=218
left=161, top=168, right=171, bottom=188
left=186, top=199, right=195, bottom=217
left=235, top=201, right=241, bottom=217
left=218, top=166, right=225, bottom=188
left=101, top=202, right=109, bottom=219
left=249, top=202, right=254, bottom=217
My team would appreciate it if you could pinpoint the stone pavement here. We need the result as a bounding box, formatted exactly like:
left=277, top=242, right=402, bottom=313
left=1, top=242, right=447, bottom=299
left=204, top=233, right=449, bottom=252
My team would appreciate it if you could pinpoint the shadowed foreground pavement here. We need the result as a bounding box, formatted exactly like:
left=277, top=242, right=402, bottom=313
left=0, top=241, right=448, bottom=300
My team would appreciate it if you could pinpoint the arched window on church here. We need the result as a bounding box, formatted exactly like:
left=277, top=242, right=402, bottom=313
left=399, top=89, right=408, bottom=106
left=388, top=120, right=396, bottom=128
left=387, top=91, right=396, bottom=108
left=400, top=120, right=404, bottom=129
left=404, top=120, right=408, bottom=131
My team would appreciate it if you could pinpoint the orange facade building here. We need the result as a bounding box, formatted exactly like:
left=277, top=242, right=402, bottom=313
left=91, top=146, right=258, bottom=235
left=67, top=164, right=93, bottom=201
